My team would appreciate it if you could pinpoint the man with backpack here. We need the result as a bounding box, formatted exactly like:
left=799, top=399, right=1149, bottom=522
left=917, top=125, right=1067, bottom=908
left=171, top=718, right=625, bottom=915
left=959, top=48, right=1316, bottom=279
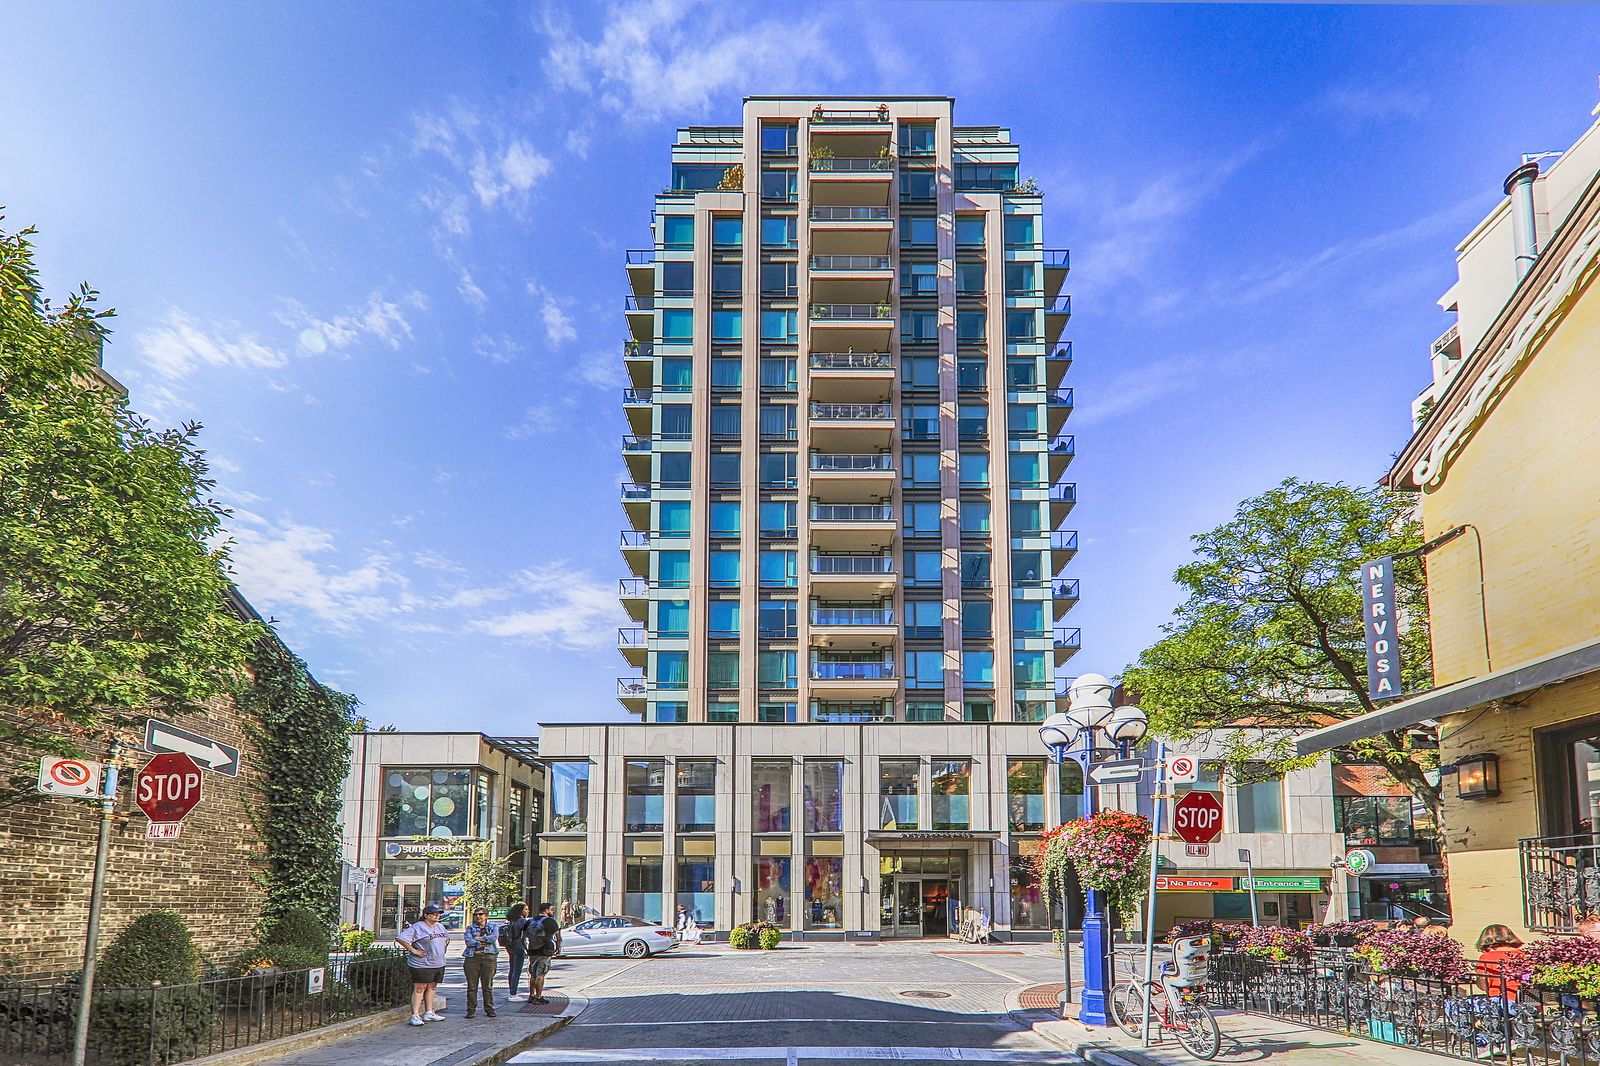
left=526, top=901, right=562, bottom=1004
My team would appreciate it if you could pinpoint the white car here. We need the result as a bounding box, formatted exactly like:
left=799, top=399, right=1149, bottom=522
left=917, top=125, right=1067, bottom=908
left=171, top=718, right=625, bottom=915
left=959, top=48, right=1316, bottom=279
left=560, top=915, right=681, bottom=958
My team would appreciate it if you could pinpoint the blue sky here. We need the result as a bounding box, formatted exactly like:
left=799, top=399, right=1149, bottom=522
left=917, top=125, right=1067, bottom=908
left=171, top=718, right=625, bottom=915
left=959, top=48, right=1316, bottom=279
left=4, top=2, right=1597, bottom=733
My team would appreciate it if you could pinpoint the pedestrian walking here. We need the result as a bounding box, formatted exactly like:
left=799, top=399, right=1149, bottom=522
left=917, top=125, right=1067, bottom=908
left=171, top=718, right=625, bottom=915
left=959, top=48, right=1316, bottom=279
left=675, top=903, right=701, bottom=945
left=503, top=901, right=530, bottom=1000
left=462, top=908, right=500, bottom=1018
left=527, top=901, right=563, bottom=1005
left=395, top=904, right=450, bottom=1027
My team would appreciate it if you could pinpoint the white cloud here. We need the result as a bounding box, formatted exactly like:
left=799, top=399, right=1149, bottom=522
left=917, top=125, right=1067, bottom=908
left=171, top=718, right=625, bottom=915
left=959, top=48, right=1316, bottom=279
left=572, top=352, right=627, bottom=389
left=473, top=332, right=524, bottom=363
left=134, top=310, right=289, bottom=380
left=278, top=291, right=428, bottom=354
left=225, top=517, right=419, bottom=630
left=504, top=402, right=568, bottom=439
left=1319, top=83, right=1430, bottom=122
left=471, top=564, right=623, bottom=650
left=528, top=281, right=577, bottom=345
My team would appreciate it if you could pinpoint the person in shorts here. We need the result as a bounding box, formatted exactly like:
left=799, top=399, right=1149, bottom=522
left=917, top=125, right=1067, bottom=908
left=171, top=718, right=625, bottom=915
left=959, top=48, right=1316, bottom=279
left=527, top=902, right=563, bottom=1004
left=395, top=904, right=451, bottom=1026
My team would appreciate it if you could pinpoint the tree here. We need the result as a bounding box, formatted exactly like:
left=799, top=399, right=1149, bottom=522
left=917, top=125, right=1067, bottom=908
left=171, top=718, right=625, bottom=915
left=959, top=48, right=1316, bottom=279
left=0, top=223, right=259, bottom=786
left=460, top=842, right=518, bottom=918
left=1121, top=479, right=1438, bottom=817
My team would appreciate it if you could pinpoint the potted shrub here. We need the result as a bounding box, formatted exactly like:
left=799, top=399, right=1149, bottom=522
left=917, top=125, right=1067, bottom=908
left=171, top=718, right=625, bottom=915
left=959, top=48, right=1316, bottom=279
left=1350, top=928, right=1470, bottom=982
left=1038, top=809, right=1152, bottom=925
left=810, top=144, right=835, bottom=171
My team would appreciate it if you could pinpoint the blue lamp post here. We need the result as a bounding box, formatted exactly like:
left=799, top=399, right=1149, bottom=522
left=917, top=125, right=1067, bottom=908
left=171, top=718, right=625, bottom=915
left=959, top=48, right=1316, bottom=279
left=1039, top=673, right=1148, bottom=1027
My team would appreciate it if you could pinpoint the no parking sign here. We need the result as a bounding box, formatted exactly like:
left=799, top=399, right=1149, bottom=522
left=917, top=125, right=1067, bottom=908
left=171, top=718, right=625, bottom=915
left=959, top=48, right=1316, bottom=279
left=36, top=757, right=103, bottom=798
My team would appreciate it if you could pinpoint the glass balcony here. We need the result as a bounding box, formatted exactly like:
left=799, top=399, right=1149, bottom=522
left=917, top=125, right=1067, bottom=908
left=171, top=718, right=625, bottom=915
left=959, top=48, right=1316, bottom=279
left=617, top=677, right=646, bottom=698
left=809, top=156, right=896, bottom=173
left=1055, top=578, right=1080, bottom=601
left=1046, top=295, right=1072, bottom=315
left=813, top=708, right=894, bottom=724
left=812, top=608, right=894, bottom=626
left=1050, top=483, right=1076, bottom=504
left=811, top=402, right=891, bottom=420
left=811, top=661, right=895, bottom=680
left=1050, top=435, right=1076, bottom=456
left=810, top=106, right=891, bottom=124
left=624, top=295, right=654, bottom=311
left=1043, top=249, right=1071, bottom=270
left=624, top=340, right=655, bottom=358
left=811, top=556, right=893, bottom=574
left=623, top=388, right=653, bottom=404
left=618, top=626, right=644, bottom=648
left=619, top=577, right=649, bottom=596
left=1054, top=628, right=1082, bottom=650
left=1051, top=531, right=1079, bottom=552
left=625, top=249, right=655, bottom=265
left=622, top=435, right=651, bottom=452
left=811, top=206, right=892, bottom=221
left=620, top=483, right=651, bottom=502
left=812, top=504, right=892, bottom=522
left=811, top=453, right=892, bottom=471
left=810, top=352, right=892, bottom=370
left=810, top=255, right=891, bottom=271
left=810, top=303, right=893, bottom=320
left=1049, top=389, right=1074, bottom=408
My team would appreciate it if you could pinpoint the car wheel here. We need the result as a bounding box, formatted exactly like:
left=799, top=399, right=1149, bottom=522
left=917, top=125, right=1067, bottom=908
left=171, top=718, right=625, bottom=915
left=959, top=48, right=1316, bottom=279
left=623, top=939, right=649, bottom=959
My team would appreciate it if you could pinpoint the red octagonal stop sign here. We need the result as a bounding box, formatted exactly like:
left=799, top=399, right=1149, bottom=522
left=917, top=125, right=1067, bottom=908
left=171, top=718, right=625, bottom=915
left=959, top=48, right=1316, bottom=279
left=136, top=753, right=204, bottom=823
left=1174, top=790, right=1224, bottom=844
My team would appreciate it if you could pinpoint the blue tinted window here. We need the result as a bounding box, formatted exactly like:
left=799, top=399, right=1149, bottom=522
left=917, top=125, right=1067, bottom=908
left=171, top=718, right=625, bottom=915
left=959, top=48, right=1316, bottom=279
left=662, top=215, right=694, bottom=247
left=712, top=310, right=742, bottom=341
left=661, top=308, right=693, bottom=341
left=673, top=164, right=729, bottom=191
left=712, top=216, right=743, bottom=246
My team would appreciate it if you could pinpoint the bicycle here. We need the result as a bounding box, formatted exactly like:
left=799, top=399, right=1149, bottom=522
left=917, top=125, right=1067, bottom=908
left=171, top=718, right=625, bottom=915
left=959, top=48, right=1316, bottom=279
left=1109, top=937, right=1221, bottom=1060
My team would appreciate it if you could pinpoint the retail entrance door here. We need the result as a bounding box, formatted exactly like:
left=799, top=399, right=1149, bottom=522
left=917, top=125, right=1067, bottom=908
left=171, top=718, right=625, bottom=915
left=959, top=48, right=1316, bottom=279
left=884, top=878, right=954, bottom=938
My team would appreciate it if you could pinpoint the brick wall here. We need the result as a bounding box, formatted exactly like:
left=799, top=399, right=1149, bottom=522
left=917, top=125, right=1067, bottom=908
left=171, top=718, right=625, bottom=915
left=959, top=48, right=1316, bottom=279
left=0, top=697, right=271, bottom=980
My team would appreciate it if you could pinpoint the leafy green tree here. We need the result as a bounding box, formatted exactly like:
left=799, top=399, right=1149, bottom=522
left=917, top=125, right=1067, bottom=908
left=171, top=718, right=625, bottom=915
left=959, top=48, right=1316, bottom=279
left=1122, top=479, right=1437, bottom=815
left=0, top=223, right=258, bottom=789
left=461, top=842, right=518, bottom=918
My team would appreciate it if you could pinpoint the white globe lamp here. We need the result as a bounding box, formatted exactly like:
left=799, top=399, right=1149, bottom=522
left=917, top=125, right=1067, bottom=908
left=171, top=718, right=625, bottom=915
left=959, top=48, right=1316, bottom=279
left=1105, top=704, right=1149, bottom=746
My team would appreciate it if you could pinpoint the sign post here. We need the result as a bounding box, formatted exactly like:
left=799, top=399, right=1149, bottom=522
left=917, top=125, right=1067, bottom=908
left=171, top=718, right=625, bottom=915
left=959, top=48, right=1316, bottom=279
left=1239, top=848, right=1259, bottom=926
left=72, top=739, right=121, bottom=1066
left=1139, top=741, right=1167, bottom=1047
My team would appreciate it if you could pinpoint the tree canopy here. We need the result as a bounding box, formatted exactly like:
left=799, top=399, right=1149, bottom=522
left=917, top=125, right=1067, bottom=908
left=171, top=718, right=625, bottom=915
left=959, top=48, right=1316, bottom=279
left=0, top=222, right=259, bottom=769
left=1121, top=478, right=1438, bottom=811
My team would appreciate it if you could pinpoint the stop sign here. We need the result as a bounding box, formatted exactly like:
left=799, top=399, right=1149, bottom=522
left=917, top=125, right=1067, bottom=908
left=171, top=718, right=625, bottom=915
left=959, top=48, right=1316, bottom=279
left=1173, top=790, right=1224, bottom=844
left=136, top=753, right=204, bottom=823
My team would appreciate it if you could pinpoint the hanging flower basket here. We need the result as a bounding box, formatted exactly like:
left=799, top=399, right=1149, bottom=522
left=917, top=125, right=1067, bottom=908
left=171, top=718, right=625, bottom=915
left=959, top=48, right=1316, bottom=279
left=1038, top=809, right=1152, bottom=923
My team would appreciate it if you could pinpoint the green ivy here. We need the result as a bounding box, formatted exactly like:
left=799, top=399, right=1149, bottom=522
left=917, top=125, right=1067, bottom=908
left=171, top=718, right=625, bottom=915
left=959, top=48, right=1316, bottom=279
left=238, top=639, right=358, bottom=932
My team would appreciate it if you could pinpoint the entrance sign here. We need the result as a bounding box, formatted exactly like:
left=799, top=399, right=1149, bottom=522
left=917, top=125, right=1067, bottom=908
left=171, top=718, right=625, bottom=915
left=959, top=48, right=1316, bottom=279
left=37, top=757, right=103, bottom=798
left=1361, top=557, right=1401, bottom=700
left=135, top=753, right=204, bottom=823
left=1173, top=791, right=1224, bottom=844
left=1167, top=755, right=1198, bottom=783
left=144, top=719, right=242, bottom=777
left=1155, top=876, right=1232, bottom=891
left=1345, top=849, right=1376, bottom=876
left=1246, top=876, right=1324, bottom=891
left=1087, top=758, right=1143, bottom=785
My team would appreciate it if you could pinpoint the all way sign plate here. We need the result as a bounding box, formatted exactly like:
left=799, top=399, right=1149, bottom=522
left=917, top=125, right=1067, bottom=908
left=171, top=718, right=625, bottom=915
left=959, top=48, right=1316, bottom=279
left=144, top=719, right=241, bottom=777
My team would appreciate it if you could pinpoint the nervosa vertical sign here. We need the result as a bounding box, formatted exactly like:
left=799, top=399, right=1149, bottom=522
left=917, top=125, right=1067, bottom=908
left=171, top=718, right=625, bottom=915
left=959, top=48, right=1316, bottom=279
left=1362, top=556, right=1400, bottom=700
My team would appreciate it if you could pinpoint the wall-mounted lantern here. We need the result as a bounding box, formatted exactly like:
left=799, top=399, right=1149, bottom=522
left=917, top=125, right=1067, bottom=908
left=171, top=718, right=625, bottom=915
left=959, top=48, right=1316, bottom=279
left=1456, top=753, right=1500, bottom=799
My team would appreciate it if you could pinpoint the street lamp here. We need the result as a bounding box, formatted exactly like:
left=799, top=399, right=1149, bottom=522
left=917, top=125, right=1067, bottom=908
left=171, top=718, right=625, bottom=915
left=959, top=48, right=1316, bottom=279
left=1038, top=674, right=1148, bottom=1027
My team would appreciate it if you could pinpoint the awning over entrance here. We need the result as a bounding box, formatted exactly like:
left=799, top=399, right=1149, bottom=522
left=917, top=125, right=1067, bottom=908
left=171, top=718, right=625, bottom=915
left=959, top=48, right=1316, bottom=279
left=1294, top=635, right=1600, bottom=757
left=866, top=830, right=1000, bottom=847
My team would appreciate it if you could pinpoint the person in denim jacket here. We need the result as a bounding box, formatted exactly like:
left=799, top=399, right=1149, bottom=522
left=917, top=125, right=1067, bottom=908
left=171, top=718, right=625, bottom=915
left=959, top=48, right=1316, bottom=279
left=461, top=908, right=500, bottom=1018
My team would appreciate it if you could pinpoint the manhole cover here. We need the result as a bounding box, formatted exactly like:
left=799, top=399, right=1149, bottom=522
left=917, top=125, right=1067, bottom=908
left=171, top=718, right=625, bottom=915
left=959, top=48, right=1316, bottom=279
left=900, top=989, right=953, bottom=999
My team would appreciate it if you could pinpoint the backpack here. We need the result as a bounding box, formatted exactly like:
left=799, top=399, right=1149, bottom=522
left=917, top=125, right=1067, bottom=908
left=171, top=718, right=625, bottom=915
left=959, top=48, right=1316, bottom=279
left=526, top=916, right=552, bottom=954
left=498, top=918, right=522, bottom=949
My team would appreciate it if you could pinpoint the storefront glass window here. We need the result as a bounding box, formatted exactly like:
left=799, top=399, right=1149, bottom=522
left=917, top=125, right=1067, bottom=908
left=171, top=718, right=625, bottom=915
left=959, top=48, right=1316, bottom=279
left=677, top=838, right=716, bottom=927
left=543, top=846, right=586, bottom=927
left=625, top=759, right=666, bottom=833
left=1008, top=841, right=1049, bottom=929
left=931, top=759, right=971, bottom=830
left=549, top=762, right=590, bottom=832
left=880, top=759, right=919, bottom=829
left=1007, top=759, right=1046, bottom=831
left=804, top=759, right=845, bottom=833
left=1059, top=760, right=1085, bottom=823
left=754, top=846, right=791, bottom=926
left=676, top=759, right=716, bottom=832
left=624, top=852, right=665, bottom=923
left=805, top=839, right=844, bottom=930
left=382, top=768, right=477, bottom=838
left=752, top=759, right=792, bottom=833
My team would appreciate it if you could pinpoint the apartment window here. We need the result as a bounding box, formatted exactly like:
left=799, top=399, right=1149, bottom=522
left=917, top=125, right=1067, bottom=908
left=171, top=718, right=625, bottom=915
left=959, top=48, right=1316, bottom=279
left=761, top=123, right=798, bottom=154
left=956, top=309, right=986, bottom=343
left=655, top=599, right=689, bottom=637
left=759, top=501, right=797, bottom=537
left=901, top=261, right=937, bottom=296
left=760, top=403, right=796, bottom=440
left=962, top=599, right=992, bottom=638
left=906, top=701, right=944, bottom=723
left=710, top=501, right=741, bottom=538
left=708, top=600, right=740, bottom=639
left=1010, top=500, right=1045, bottom=535
left=658, top=452, right=690, bottom=486
left=1336, top=796, right=1416, bottom=847
left=1010, top=549, right=1044, bottom=584
left=963, top=700, right=994, bottom=722
left=759, top=598, right=797, bottom=636
left=1009, top=452, right=1042, bottom=487
left=901, top=356, right=938, bottom=391
left=759, top=451, right=796, bottom=488
left=899, top=123, right=935, bottom=155
left=712, top=309, right=742, bottom=342
left=956, top=261, right=986, bottom=294
left=661, top=215, right=694, bottom=248
left=954, top=163, right=1018, bottom=191
left=1008, top=404, right=1040, bottom=439
left=899, top=170, right=936, bottom=199
left=959, top=453, right=989, bottom=487
left=654, top=650, right=688, bottom=689
left=758, top=701, right=796, bottom=723
left=624, top=759, right=665, bottom=833
left=963, top=650, right=994, bottom=687
left=958, top=404, right=987, bottom=440
left=711, top=262, right=741, bottom=294
left=758, top=552, right=797, bottom=589
left=1005, top=262, right=1038, bottom=294
left=932, top=759, right=971, bottom=830
left=709, top=549, right=740, bottom=588
left=661, top=308, right=693, bottom=341
left=901, top=308, right=938, bottom=344
left=549, top=762, right=590, bottom=832
left=1013, top=599, right=1047, bottom=636
left=761, top=216, right=796, bottom=248
left=804, top=760, right=845, bottom=833
left=708, top=702, right=740, bottom=723
left=906, top=649, right=944, bottom=688
left=660, top=356, right=693, bottom=391
left=960, top=500, right=990, bottom=536
left=899, top=215, right=936, bottom=245
left=902, top=404, right=939, bottom=440
left=1235, top=772, right=1285, bottom=834
left=761, top=309, right=797, bottom=342
left=661, top=261, right=693, bottom=295
left=758, top=650, right=797, bottom=689
left=1006, top=309, right=1039, bottom=342
left=1003, top=215, right=1037, bottom=247
left=672, top=163, right=728, bottom=192
left=709, top=452, right=740, bottom=486
left=651, top=702, right=687, bottom=724
left=761, top=169, right=797, bottom=202
left=1014, top=649, right=1049, bottom=687
left=960, top=550, right=990, bottom=588
left=905, top=550, right=941, bottom=587
left=760, top=356, right=797, bottom=391
left=903, top=501, right=940, bottom=537
left=761, top=262, right=797, bottom=297
left=657, top=551, right=689, bottom=589
left=1015, top=700, right=1049, bottom=723
left=711, top=357, right=742, bottom=391
left=879, top=759, right=919, bottom=830
left=660, top=404, right=692, bottom=438
left=712, top=216, right=743, bottom=246
left=955, top=215, right=985, bottom=246
left=658, top=500, right=690, bottom=537
left=1008, top=759, right=1046, bottom=831
left=708, top=651, right=740, bottom=689
left=902, top=451, right=940, bottom=490
left=1006, top=358, right=1039, bottom=389
left=957, top=358, right=986, bottom=391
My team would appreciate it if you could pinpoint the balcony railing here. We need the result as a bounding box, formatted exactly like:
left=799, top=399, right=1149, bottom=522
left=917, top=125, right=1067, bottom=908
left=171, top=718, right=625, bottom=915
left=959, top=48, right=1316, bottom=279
left=1052, top=531, right=1079, bottom=552
left=625, top=340, right=654, bottom=358
left=620, top=483, right=650, bottom=501
left=617, top=677, right=646, bottom=698
left=1432, top=322, right=1461, bottom=357
left=1050, top=388, right=1074, bottom=408
left=812, top=504, right=892, bottom=522
left=811, top=556, right=894, bottom=574
left=618, top=627, right=644, bottom=647
left=1046, top=295, right=1072, bottom=314
left=812, top=453, right=893, bottom=471
left=624, top=295, right=653, bottom=311
left=620, top=530, right=648, bottom=547
left=1049, top=342, right=1073, bottom=362
left=812, top=661, right=895, bottom=680
left=619, top=578, right=648, bottom=596
left=810, top=303, right=893, bottom=320
left=812, top=608, right=894, bottom=626
left=810, top=106, right=890, bottom=124
left=811, top=402, right=891, bottom=420
left=811, top=352, right=892, bottom=370
left=625, top=249, right=655, bottom=265
left=811, top=206, right=892, bottom=221
left=1521, top=834, right=1600, bottom=931
left=1043, top=249, right=1070, bottom=269
left=810, top=255, right=891, bottom=271
left=813, top=710, right=894, bottom=724
left=1055, top=579, right=1080, bottom=601
left=1050, top=483, right=1076, bottom=503
left=623, top=388, right=652, bottom=404
left=1054, top=628, right=1082, bottom=650
left=809, top=156, right=896, bottom=172
left=622, top=435, right=650, bottom=452
left=1051, top=435, right=1076, bottom=455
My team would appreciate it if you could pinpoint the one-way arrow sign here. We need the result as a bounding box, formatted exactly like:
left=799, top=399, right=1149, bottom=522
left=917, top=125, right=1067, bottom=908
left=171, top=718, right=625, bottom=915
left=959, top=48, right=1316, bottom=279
left=144, top=719, right=242, bottom=777
left=1087, top=758, right=1144, bottom=785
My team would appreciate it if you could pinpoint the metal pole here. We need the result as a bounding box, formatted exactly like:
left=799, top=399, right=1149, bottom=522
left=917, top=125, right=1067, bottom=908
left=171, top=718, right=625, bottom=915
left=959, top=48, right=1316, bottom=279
left=73, top=739, right=121, bottom=1066
left=1061, top=864, right=1072, bottom=1005
left=1077, top=728, right=1109, bottom=1026
left=1140, top=742, right=1166, bottom=1047
left=1245, top=853, right=1260, bottom=926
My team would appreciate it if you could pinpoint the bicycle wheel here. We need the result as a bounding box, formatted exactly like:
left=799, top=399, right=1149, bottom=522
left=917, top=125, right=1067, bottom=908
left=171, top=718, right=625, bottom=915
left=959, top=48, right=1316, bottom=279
left=1173, top=1001, right=1221, bottom=1060
left=1111, top=982, right=1145, bottom=1038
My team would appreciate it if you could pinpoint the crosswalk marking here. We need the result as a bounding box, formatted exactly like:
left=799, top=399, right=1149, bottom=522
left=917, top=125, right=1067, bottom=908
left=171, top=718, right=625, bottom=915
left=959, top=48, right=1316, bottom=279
left=510, top=1049, right=1068, bottom=1062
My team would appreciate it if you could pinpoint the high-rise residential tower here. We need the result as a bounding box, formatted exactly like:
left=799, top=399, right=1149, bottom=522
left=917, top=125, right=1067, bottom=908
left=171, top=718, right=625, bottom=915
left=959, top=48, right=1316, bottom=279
left=537, top=96, right=1085, bottom=942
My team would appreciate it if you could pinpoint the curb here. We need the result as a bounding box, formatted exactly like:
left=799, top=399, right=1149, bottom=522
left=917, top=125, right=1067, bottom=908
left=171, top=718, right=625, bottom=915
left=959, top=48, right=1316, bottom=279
left=181, top=1006, right=412, bottom=1066
left=493, top=993, right=588, bottom=1065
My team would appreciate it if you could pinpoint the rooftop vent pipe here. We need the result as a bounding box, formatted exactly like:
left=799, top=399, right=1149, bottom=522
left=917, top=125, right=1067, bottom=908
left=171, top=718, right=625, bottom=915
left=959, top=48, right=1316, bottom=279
left=1504, top=161, right=1540, bottom=280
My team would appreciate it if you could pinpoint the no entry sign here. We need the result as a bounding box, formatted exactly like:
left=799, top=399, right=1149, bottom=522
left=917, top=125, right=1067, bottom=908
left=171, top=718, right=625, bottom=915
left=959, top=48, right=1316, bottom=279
left=1174, top=790, right=1224, bottom=844
left=136, top=753, right=204, bottom=823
